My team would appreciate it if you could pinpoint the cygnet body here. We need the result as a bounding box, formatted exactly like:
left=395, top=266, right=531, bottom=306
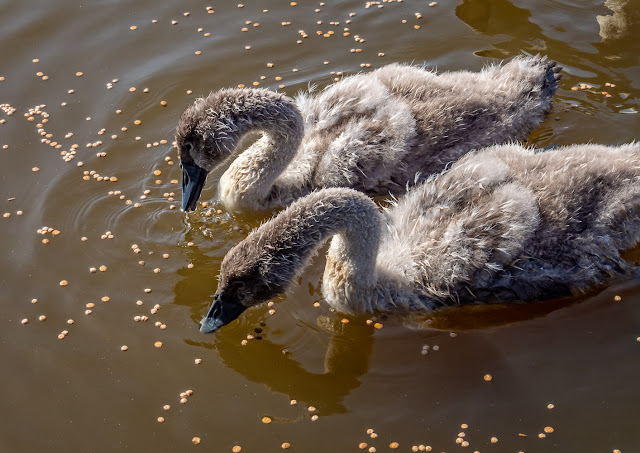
left=200, top=142, right=640, bottom=332
left=177, top=55, right=561, bottom=211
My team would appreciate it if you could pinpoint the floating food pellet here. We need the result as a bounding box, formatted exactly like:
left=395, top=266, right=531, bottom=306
left=311, top=415, right=319, bottom=421
left=67, top=319, right=74, bottom=325
left=99, top=265, right=107, bottom=272
left=461, top=424, right=468, bottom=429
left=544, top=426, right=554, bottom=433
left=614, top=295, right=621, bottom=301
left=154, top=341, right=163, bottom=348
left=373, top=322, right=383, bottom=329
left=484, top=374, right=492, bottom=381
left=490, top=437, right=498, bottom=443
left=192, top=437, right=201, bottom=445
left=390, top=442, right=399, bottom=449
left=145, top=288, right=152, bottom=293
left=281, top=443, right=291, bottom=449
left=232, top=446, right=242, bottom=453
left=261, top=416, right=272, bottom=424
left=59, top=280, right=68, bottom=286
left=157, top=417, right=165, bottom=423
left=290, top=399, right=297, bottom=405
left=121, top=345, right=128, bottom=351
left=359, top=443, right=368, bottom=449
left=21, top=318, right=29, bottom=324
left=32, top=167, right=40, bottom=172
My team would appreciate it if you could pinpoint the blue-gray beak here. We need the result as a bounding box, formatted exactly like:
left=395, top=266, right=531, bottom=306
left=181, top=162, right=208, bottom=211
left=200, top=293, right=248, bottom=333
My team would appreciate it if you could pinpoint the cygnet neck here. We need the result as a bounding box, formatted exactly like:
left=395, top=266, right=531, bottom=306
left=236, top=188, right=381, bottom=306
left=217, top=89, right=305, bottom=210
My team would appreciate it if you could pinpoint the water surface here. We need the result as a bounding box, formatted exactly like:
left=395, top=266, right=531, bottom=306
left=1, top=0, right=639, bottom=452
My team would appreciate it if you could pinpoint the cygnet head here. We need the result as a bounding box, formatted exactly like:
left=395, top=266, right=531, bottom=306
left=175, top=91, right=241, bottom=211
left=199, top=193, right=324, bottom=333
left=199, top=231, right=288, bottom=333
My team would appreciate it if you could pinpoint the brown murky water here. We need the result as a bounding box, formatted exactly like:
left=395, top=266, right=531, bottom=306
left=1, top=0, right=639, bottom=452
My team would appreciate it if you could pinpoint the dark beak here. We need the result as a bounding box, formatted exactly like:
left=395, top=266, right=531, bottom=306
left=181, top=162, right=208, bottom=211
left=200, top=293, right=248, bottom=333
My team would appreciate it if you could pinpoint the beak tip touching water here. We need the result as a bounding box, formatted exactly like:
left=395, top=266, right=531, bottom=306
left=199, top=294, right=248, bottom=334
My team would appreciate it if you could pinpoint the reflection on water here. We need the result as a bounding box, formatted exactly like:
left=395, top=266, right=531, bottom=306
left=597, top=0, right=640, bottom=41
left=188, top=316, right=375, bottom=416
left=1, top=0, right=639, bottom=451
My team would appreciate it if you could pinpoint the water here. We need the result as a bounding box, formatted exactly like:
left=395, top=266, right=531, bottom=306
left=1, top=0, right=639, bottom=452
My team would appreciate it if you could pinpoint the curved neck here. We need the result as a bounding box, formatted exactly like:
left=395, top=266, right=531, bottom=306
left=241, top=189, right=381, bottom=305
left=216, top=89, right=304, bottom=209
